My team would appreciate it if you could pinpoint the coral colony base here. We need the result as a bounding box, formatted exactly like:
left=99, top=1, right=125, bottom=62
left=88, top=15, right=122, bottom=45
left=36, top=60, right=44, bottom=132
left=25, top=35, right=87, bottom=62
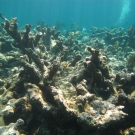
left=0, top=12, right=135, bottom=135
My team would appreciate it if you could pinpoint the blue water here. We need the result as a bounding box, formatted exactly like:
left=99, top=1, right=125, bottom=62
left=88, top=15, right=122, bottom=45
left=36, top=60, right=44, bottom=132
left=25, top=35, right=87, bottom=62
left=0, top=0, right=135, bottom=29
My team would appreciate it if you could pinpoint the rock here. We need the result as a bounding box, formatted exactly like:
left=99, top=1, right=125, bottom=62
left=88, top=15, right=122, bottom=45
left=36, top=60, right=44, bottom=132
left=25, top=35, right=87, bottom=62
left=0, top=119, right=24, bottom=135
left=124, top=127, right=135, bottom=135
left=24, top=83, right=52, bottom=113
left=77, top=100, right=127, bottom=130
left=0, top=79, right=5, bottom=87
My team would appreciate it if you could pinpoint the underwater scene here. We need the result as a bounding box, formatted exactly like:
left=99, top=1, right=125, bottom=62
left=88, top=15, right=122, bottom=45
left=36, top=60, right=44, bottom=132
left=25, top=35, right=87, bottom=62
left=0, top=0, right=135, bottom=135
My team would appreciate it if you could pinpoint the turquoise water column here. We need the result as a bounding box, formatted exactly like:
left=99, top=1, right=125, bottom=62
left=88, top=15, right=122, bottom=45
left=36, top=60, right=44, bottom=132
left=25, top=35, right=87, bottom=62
left=118, top=0, right=130, bottom=23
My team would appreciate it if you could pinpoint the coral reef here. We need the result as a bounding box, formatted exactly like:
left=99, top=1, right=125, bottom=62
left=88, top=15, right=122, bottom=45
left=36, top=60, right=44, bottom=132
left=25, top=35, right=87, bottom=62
left=0, top=13, right=135, bottom=135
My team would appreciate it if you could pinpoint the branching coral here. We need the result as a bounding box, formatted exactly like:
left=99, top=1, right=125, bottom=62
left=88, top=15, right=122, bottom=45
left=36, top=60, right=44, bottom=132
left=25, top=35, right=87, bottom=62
left=20, top=48, right=61, bottom=85
left=114, top=41, right=120, bottom=51
left=0, top=12, right=33, bottom=51
left=127, top=25, right=135, bottom=48
left=42, top=26, right=60, bottom=48
left=127, top=25, right=135, bottom=37
left=61, top=61, right=71, bottom=71
left=84, top=46, right=118, bottom=96
left=68, top=31, right=79, bottom=42
left=0, top=12, right=61, bottom=52
left=127, top=53, right=135, bottom=67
